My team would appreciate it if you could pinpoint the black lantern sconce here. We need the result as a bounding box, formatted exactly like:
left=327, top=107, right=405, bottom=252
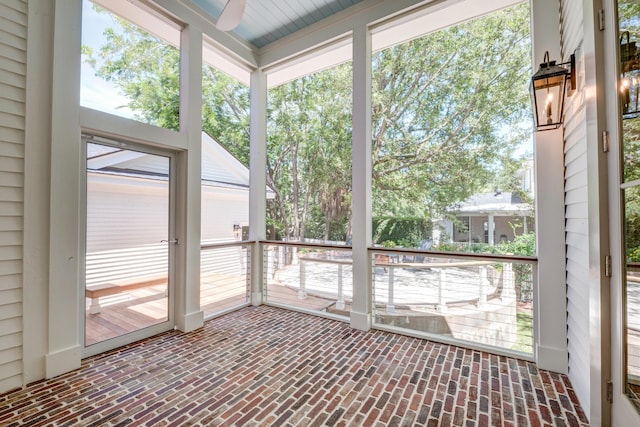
left=233, top=224, right=241, bottom=240
left=530, top=51, right=576, bottom=131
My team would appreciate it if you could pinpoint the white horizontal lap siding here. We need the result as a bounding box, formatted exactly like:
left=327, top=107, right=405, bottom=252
left=86, top=175, right=169, bottom=252
left=561, top=0, right=589, bottom=415
left=0, top=0, right=25, bottom=394
left=86, top=175, right=170, bottom=286
left=201, top=186, right=249, bottom=241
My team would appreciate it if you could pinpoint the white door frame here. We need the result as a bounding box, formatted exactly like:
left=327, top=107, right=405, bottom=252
left=605, top=0, right=640, bottom=424
left=80, top=135, right=178, bottom=358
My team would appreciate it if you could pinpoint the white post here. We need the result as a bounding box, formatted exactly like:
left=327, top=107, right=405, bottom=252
left=438, top=269, right=447, bottom=313
left=350, top=24, right=373, bottom=330
left=24, top=0, right=55, bottom=383
left=387, top=266, right=395, bottom=313
left=502, top=263, right=516, bottom=301
left=488, top=214, right=495, bottom=246
left=477, top=266, right=488, bottom=309
left=176, top=24, right=204, bottom=333
left=249, top=70, right=267, bottom=306
left=298, top=260, right=307, bottom=299
left=336, top=264, right=345, bottom=310
left=531, top=0, right=568, bottom=375
left=47, top=0, right=83, bottom=378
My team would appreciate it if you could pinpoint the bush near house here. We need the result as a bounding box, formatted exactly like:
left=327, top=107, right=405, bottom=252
left=431, top=232, right=536, bottom=302
left=373, top=217, right=433, bottom=248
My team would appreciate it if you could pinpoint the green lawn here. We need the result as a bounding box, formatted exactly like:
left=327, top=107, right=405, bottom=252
left=512, top=310, right=533, bottom=354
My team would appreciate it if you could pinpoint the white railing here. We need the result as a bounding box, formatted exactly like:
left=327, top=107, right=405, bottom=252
left=263, top=242, right=353, bottom=318
left=200, top=241, right=251, bottom=318
left=372, top=248, right=535, bottom=356
left=261, top=241, right=535, bottom=357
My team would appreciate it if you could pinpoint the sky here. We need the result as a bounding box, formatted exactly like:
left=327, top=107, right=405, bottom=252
left=80, top=0, right=135, bottom=119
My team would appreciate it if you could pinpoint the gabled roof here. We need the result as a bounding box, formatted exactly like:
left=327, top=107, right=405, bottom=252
left=453, top=191, right=532, bottom=216
left=87, top=132, right=275, bottom=197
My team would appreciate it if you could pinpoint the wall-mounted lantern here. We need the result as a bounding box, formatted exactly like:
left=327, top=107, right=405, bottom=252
left=233, top=224, right=241, bottom=240
left=530, top=51, right=576, bottom=131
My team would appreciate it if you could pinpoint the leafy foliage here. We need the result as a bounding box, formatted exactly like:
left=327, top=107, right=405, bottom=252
left=619, top=1, right=640, bottom=260
left=372, top=217, right=433, bottom=248
left=267, top=65, right=353, bottom=241
left=82, top=7, right=250, bottom=164
left=371, top=3, right=532, bottom=220
left=82, top=2, right=533, bottom=246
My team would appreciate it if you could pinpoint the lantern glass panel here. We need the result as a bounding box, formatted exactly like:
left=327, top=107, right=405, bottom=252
left=532, top=80, right=565, bottom=130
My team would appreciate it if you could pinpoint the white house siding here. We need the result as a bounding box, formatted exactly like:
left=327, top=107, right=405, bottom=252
left=0, top=0, right=26, bottom=393
left=560, top=0, right=590, bottom=416
left=85, top=173, right=249, bottom=284
left=200, top=186, right=249, bottom=276
left=201, top=186, right=248, bottom=242
left=86, top=173, right=170, bottom=286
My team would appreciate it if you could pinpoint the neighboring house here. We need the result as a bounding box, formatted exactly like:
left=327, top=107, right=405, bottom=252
left=434, top=160, right=534, bottom=245
left=85, top=131, right=269, bottom=284
left=434, top=190, right=533, bottom=245
left=87, top=132, right=266, bottom=249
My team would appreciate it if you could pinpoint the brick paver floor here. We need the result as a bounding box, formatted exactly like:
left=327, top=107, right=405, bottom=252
left=0, top=306, right=589, bottom=426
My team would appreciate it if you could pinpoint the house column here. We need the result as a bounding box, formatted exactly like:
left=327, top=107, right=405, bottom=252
left=488, top=214, right=495, bottom=246
left=531, top=0, right=568, bottom=374
left=46, top=0, right=83, bottom=378
left=176, top=24, right=204, bottom=332
left=249, top=70, right=267, bottom=306
left=350, top=23, right=372, bottom=331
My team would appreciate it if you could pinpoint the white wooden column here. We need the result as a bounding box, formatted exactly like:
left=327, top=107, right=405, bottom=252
left=249, top=70, right=267, bottom=306
left=530, top=0, right=568, bottom=374
left=350, top=24, right=372, bottom=331
left=581, top=0, right=611, bottom=424
left=46, top=0, right=83, bottom=378
left=176, top=24, right=204, bottom=332
left=24, top=0, right=55, bottom=385
left=488, top=214, right=495, bottom=246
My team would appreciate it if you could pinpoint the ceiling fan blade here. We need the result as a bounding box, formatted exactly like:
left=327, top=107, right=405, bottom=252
left=216, top=0, right=247, bottom=31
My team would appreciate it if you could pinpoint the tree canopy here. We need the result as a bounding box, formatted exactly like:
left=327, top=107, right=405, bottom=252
left=83, top=2, right=533, bottom=245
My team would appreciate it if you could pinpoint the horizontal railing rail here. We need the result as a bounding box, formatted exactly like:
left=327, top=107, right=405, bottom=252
left=261, top=243, right=536, bottom=355
left=370, top=246, right=537, bottom=263
left=201, top=240, right=256, bottom=250
left=200, top=241, right=251, bottom=318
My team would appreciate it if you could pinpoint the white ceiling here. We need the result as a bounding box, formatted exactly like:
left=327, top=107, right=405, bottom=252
left=104, top=0, right=524, bottom=86
left=190, top=0, right=367, bottom=48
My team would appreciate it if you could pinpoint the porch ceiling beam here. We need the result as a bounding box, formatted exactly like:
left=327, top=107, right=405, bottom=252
left=257, top=0, right=434, bottom=70
left=259, top=0, right=522, bottom=87
left=120, top=0, right=259, bottom=69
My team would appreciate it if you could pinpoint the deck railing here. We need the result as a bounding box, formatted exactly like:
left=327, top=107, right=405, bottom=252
left=200, top=240, right=251, bottom=318
left=371, top=248, right=535, bottom=356
left=263, top=242, right=353, bottom=319
left=626, top=264, right=640, bottom=380
left=261, top=241, right=536, bottom=357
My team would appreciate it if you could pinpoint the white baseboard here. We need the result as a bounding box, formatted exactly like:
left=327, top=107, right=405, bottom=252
left=46, top=345, right=81, bottom=379
left=350, top=310, right=371, bottom=331
left=178, top=310, right=204, bottom=333
left=536, top=344, right=568, bottom=374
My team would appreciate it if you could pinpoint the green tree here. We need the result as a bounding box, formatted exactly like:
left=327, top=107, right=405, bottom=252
left=618, top=0, right=640, bottom=257
left=371, top=2, right=532, bottom=222
left=267, top=65, right=353, bottom=241
left=83, top=2, right=533, bottom=245
left=83, top=8, right=250, bottom=164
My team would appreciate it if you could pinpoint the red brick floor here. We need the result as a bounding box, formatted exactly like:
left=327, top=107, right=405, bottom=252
left=1, top=306, right=588, bottom=426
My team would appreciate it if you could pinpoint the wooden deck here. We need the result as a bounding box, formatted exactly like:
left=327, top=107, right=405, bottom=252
left=85, top=273, right=251, bottom=346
